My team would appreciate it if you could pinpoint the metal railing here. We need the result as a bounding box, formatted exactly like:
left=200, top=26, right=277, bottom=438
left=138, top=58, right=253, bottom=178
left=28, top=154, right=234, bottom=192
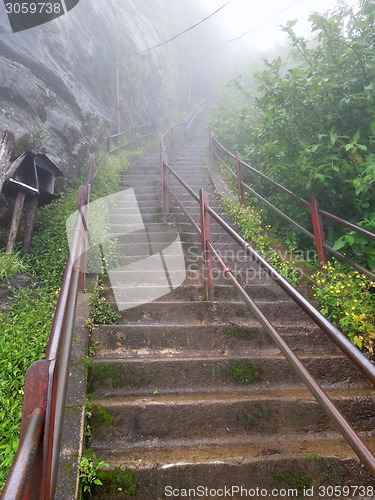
left=0, top=110, right=196, bottom=499
left=160, top=139, right=375, bottom=478
left=160, top=100, right=205, bottom=157
left=209, top=131, right=375, bottom=280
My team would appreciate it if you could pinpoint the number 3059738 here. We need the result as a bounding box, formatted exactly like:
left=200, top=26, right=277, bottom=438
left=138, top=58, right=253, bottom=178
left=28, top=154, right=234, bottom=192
left=5, top=3, right=61, bottom=14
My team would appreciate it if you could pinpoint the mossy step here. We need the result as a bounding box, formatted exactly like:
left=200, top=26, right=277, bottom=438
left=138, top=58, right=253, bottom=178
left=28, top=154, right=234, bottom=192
left=86, top=437, right=375, bottom=500
left=92, top=323, right=342, bottom=358
left=111, top=300, right=315, bottom=325
left=88, top=389, right=375, bottom=446
left=104, top=283, right=299, bottom=303
left=86, top=354, right=371, bottom=397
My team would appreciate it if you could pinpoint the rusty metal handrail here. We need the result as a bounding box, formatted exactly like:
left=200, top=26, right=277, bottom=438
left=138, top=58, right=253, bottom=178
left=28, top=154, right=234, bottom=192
left=160, top=151, right=375, bottom=478
left=211, top=132, right=375, bottom=276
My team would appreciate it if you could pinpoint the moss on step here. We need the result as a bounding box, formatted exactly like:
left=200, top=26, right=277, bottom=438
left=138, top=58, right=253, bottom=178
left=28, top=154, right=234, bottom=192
left=227, top=359, right=260, bottom=385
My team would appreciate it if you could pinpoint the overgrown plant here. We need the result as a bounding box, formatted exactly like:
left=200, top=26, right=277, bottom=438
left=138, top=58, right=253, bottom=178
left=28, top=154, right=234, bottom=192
left=0, top=251, right=27, bottom=283
left=79, top=453, right=108, bottom=497
left=312, top=259, right=375, bottom=354
left=221, top=198, right=300, bottom=286
left=85, top=274, right=120, bottom=337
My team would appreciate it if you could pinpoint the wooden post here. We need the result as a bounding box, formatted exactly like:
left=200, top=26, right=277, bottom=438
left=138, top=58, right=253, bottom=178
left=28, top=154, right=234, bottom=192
left=236, top=152, right=246, bottom=206
left=23, top=196, right=39, bottom=254
left=162, top=154, right=169, bottom=214
left=6, top=191, right=25, bottom=253
left=200, top=189, right=214, bottom=301
left=309, top=192, right=328, bottom=271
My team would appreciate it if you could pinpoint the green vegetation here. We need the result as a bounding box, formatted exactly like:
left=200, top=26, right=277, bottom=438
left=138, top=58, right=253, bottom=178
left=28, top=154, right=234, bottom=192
left=85, top=275, right=120, bottom=334
left=228, top=359, right=260, bottom=385
left=0, top=288, right=55, bottom=486
left=95, top=467, right=136, bottom=496
left=221, top=198, right=300, bottom=285
left=0, top=250, right=27, bottom=283
left=312, top=260, right=375, bottom=354
left=79, top=453, right=109, bottom=497
left=89, top=403, right=115, bottom=428
left=240, top=404, right=272, bottom=431
left=273, top=468, right=312, bottom=497
left=209, top=0, right=375, bottom=269
left=226, top=326, right=249, bottom=339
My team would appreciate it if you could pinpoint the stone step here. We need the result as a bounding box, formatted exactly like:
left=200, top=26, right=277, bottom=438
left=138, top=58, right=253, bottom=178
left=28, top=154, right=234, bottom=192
left=111, top=299, right=316, bottom=325
left=84, top=435, right=375, bottom=499
left=88, top=389, right=375, bottom=449
left=92, top=323, right=342, bottom=358
left=86, top=354, right=371, bottom=397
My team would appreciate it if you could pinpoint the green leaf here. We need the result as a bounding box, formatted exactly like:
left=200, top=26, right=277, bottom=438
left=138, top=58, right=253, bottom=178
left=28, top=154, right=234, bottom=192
left=332, top=239, right=347, bottom=251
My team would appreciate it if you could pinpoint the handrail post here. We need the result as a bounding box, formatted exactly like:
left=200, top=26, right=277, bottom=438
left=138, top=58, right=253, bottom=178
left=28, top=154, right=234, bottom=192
left=162, top=154, right=169, bottom=214
left=171, top=122, right=175, bottom=156
left=200, top=189, right=214, bottom=301
left=77, top=185, right=89, bottom=292
left=210, top=130, right=218, bottom=172
left=236, top=152, right=245, bottom=206
left=106, top=136, right=111, bottom=153
left=159, top=133, right=164, bottom=177
left=309, top=192, right=328, bottom=271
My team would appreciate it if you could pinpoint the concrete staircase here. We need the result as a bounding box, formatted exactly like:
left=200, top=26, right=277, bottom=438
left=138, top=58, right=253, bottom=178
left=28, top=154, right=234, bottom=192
left=85, top=126, right=375, bottom=499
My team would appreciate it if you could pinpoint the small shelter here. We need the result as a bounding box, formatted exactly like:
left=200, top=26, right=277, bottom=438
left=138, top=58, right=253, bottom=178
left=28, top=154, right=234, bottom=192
left=2, top=151, right=63, bottom=253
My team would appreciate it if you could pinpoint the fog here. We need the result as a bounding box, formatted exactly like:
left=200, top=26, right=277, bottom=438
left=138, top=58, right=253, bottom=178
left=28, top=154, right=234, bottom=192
left=200, top=0, right=360, bottom=50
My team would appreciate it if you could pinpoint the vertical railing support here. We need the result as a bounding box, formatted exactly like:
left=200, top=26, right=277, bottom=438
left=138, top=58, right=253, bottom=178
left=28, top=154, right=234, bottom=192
left=171, top=122, right=175, bottom=156
left=159, top=134, right=164, bottom=177
left=200, top=189, right=214, bottom=301
left=236, top=152, right=246, bottom=206
left=162, top=154, right=169, bottom=214
left=310, top=192, right=328, bottom=271
left=106, top=136, right=111, bottom=153
left=77, top=185, right=89, bottom=292
left=210, top=130, right=218, bottom=172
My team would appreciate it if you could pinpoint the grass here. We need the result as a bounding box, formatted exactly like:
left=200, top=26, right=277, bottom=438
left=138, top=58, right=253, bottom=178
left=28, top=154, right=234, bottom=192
left=0, top=251, right=27, bottom=284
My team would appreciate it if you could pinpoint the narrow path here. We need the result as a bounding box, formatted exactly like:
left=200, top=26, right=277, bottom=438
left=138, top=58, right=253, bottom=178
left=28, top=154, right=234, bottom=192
left=86, top=123, right=375, bottom=498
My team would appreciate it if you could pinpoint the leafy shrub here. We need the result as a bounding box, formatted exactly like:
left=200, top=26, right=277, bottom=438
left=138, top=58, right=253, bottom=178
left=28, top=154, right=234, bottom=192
left=209, top=0, right=375, bottom=268
left=312, top=259, right=375, bottom=354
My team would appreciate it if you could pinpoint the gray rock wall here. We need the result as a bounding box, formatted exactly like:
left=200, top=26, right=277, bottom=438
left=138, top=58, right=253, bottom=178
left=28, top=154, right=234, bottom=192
left=0, top=0, right=177, bottom=182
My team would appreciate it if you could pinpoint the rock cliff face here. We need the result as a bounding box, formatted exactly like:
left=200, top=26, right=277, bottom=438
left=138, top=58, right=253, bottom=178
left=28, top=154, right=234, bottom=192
left=0, top=0, right=177, bottom=182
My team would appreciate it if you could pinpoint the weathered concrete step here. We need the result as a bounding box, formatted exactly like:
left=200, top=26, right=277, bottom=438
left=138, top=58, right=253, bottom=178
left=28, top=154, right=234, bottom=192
left=88, top=435, right=375, bottom=500
left=105, top=283, right=298, bottom=302
left=92, top=323, right=342, bottom=358
left=113, top=228, right=181, bottom=246
left=168, top=213, right=234, bottom=225
left=113, top=300, right=316, bottom=325
left=86, top=354, right=371, bottom=397
left=88, top=390, right=375, bottom=445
